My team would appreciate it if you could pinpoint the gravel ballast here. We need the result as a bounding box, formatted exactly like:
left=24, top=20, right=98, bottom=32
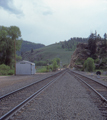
left=75, top=70, right=107, bottom=86
left=0, top=72, right=55, bottom=96
left=14, top=72, right=103, bottom=120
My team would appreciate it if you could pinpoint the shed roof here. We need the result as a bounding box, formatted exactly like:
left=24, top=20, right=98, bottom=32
left=17, top=60, right=35, bottom=65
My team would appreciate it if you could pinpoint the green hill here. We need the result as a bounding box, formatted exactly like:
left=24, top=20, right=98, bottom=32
left=17, top=40, right=45, bottom=55
left=22, top=42, right=73, bottom=65
left=21, top=37, right=88, bottom=66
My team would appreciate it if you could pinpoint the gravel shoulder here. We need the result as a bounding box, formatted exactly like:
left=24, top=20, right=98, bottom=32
left=14, top=72, right=103, bottom=120
left=0, top=72, right=55, bottom=96
left=75, top=70, right=107, bottom=86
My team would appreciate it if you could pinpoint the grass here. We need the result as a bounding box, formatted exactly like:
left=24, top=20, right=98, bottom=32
left=36, top=66, right=49, bottom=73
left=23, top=43, right=73, bottom=65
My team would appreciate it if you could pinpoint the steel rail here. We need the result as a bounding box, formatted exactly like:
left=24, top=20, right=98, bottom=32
left=0, top=69, right=64, bottom=100
left=68, top=69, right=107, bottom=102
left=69, top=69, right=107, bottom=88
left=0, top=70, right=66, bottom=120
left=73, top=73, right=107, bottom=102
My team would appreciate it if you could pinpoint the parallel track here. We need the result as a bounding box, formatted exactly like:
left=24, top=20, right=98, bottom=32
left=0, top=69, right=66, bottom=120
left=68, top=69, right=107, bottom=118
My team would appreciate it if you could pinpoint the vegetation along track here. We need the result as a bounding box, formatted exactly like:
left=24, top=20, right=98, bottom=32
left=68, top=69, right=107, bottom=118
left=0, top=69, right=66, bottom=120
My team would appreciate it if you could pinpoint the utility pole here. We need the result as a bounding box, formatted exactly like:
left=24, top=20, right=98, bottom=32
left=14, top=39, right=16, bottom=75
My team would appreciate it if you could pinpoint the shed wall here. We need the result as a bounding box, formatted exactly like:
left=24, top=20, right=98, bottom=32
left=16, top=63, right=31, bottom=75
left=31, top=65, right=36, bottom=74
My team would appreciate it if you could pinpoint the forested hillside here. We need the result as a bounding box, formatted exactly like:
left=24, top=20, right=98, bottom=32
left=70, top=32, right=107, bottom=71
left=17, top=40, right=45, bottom=55
left=60, top=37, right=88, bottom=51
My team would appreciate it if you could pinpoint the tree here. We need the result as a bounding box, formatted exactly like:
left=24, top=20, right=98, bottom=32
left=16, top=55, right=22, bottom=61
left=84, top=57, right=95, bottom=72
left=52, top=59, right=58, bottom=71
left=0, top=26, right=22, bottom=66
left=88, top=33, right=96, bottom=56
left=56, top=58, right=60, bottom=65
left=8, top=26, right=21, bottom=40
left=104, top=33, right=107, bottom=48
left=31, top=48, right=34, bottom=53
left=62, top=44, right=64, bottom=49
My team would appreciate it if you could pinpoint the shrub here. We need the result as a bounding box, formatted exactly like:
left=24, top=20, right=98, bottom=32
left=0, top=70, right=7, bottom=75
left=37, top=67, right=49, bottom=73
left=52, top=59, right=58, bottom=71
left=48, top=65, right=53, bottom=71
left=84, top=57, right=95, bottom=72
left=35, top=61, right=47, bottom=66
left=94, top=58, right=100, bottom=64
left=0, top=64, right=14, bottom=75
left=83, top=60, right=87, bottom=70
left=36, top=58, right=59, bottom=73
left=8, top=70, right=14, bottom=75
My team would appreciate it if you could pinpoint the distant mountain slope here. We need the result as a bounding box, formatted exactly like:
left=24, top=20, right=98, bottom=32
left=22, top=42, right=73, bottom=65
left=17, top=40, right=45, bottom=55
left=21, top=37, right=88, bottom=65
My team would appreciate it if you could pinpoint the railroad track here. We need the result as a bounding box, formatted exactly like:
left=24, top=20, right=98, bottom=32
left=0, top=69, right=66, bottom=120
left=68, top=69, right=107, bottom=118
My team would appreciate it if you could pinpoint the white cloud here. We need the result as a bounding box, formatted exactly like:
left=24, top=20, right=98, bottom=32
left=0, top=0, right=107, bottom=45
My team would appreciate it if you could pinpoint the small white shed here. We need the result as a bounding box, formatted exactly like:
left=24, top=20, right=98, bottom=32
left=16, top=60, right=36, bottom=75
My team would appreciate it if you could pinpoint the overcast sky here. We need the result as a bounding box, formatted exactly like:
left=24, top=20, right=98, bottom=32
left=0, top=0, right=107, bottom=45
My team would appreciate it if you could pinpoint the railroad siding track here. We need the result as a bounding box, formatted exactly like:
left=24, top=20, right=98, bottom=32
left=69, top=69, right=107, bottom=101
left=0, top=71, right=63, bottom=100
left=68, top=69, right=107, bottom=118
left=0, top=69, right=66, bottom=120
